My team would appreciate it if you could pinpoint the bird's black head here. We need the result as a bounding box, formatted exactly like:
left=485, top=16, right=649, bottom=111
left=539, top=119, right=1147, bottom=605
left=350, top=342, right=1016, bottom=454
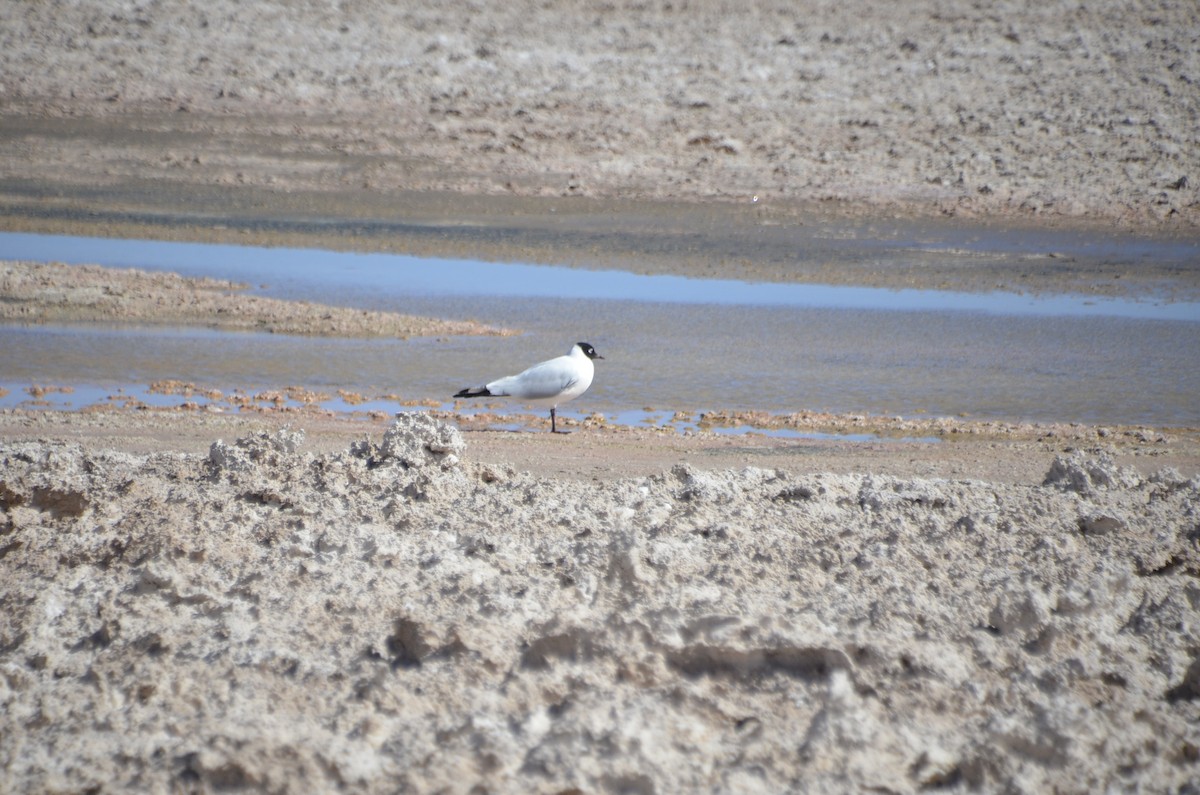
left=577, top=342, right=604, bottom=360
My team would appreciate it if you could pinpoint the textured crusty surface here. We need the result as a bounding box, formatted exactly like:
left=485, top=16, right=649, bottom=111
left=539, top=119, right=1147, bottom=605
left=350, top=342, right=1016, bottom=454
left=1, top=415, right=1197, bottom=793
left=1, top=0, right=1197, bottom=229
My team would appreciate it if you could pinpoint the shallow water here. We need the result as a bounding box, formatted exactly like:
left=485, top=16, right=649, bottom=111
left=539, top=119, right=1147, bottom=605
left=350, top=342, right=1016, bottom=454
left=5, top=232, right=1199, bottom=319
left=3, top=233, right=1199, bottom=426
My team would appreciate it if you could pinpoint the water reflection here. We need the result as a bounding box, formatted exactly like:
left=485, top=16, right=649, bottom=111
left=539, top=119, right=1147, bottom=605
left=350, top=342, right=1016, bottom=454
left=3, top=232, right=1198, bottom=321
left=2, top=233, right=1199, bottom=426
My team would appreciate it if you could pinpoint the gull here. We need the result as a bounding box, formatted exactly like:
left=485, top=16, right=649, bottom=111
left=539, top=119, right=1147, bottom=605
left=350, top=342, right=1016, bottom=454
left=454, top=342, right=604, bottom=433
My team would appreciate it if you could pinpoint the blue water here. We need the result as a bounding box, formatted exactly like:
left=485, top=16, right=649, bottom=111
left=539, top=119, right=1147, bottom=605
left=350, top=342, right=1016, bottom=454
left=2, top=232, right=1199, bottom=427
left=3, top=232, right=1198, bottom=321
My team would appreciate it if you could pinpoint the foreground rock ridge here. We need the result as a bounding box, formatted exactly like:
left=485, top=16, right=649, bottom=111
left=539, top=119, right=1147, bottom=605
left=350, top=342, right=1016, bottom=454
left=1, top=415, right=1197, bottom=793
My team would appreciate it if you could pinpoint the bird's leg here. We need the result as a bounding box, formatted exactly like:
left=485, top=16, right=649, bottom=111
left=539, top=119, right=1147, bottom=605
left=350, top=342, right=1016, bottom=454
left=550, top=407, right=574, bottom=434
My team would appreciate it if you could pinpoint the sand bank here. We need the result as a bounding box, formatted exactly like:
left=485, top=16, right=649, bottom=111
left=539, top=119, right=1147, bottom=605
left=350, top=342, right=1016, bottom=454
left=1, top=260, right=511, bottom=338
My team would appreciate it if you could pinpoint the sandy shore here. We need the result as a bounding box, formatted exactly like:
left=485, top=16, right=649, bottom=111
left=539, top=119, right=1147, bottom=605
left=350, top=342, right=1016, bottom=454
left=2, top=401, right=1199, bottom=485
left=1, top=260, right=513, bottom=338
left=3, top=1, right=1200, bottom=792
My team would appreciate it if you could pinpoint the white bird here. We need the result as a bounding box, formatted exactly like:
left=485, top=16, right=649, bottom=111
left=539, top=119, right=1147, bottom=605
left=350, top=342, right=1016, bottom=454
left=454, top=342, right=604, bottom=433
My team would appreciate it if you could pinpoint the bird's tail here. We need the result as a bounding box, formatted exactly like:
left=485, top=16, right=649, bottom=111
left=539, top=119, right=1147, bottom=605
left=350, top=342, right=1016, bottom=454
left=453, top=386, right=493, bottom=399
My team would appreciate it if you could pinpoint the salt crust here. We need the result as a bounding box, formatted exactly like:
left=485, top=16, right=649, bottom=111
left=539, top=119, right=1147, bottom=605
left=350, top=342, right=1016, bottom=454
left=2, top=416, right=1198, bottom=792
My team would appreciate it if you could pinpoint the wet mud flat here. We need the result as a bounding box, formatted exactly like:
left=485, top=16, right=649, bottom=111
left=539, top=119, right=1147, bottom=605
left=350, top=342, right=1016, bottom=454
left=2, top=144, right=1198, bottom=302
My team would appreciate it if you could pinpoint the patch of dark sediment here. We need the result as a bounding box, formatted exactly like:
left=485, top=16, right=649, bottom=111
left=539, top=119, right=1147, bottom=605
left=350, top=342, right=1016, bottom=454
left=2, top=414, right=1197, bottom=793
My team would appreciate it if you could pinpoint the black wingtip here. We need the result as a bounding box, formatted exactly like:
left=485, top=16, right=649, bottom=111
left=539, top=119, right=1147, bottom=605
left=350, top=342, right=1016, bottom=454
left=453, top=387, right=492, bottom=399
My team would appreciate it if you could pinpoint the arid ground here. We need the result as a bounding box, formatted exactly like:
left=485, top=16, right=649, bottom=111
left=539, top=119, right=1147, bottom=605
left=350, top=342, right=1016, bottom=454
left=2, top=2, right=1199, bottom=793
